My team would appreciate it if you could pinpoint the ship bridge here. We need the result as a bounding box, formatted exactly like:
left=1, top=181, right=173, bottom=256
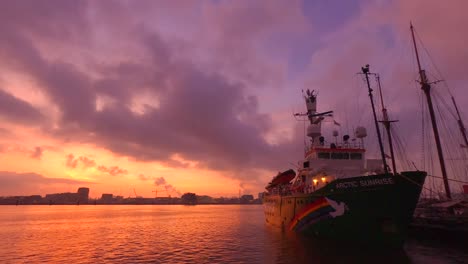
left=294, top=139, right=384, bottom=193
left=288, top=90, right=384, bottom=193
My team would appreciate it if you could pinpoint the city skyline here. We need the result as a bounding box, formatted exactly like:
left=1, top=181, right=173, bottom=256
left=1, top=1, right=468, bottom=198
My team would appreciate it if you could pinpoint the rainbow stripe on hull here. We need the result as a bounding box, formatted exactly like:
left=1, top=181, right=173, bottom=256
left=289, top=197, right=335, bottom=231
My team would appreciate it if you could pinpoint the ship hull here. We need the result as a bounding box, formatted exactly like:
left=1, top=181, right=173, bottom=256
left=263, top=171, right=426, bottom=247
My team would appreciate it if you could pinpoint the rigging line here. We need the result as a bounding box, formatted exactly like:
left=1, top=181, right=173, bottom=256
left=424, top=99, right=438, bottom=192
left=397, top=173, right=438, bottom=196
left=414, top=28, right=455, bottom=97
left=392, top=125, right=411, bottom=170
left=386, top=35, right=414, bottom=108
left=432, top=87, right=457, bottom=119
left=433, top=92, right=464, bottom=182
left=427, top=174, right=468, bottom=184
left=355, top=74, right=366, bottom=125
left=391, top=129, right=405, bottom=170
left=420, top=91, right=426, bottom=171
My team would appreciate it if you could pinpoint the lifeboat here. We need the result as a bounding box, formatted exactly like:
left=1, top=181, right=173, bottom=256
left=266, top=169, right=296, bottom=189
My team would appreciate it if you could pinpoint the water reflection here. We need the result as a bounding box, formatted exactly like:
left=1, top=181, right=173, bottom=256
left=0, top=205, right=465, bottom=263
left=263, top=226, right=412, bottom=264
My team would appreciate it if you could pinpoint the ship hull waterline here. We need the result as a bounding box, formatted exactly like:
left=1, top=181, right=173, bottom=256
left=263, top=171, right=426, bottom=247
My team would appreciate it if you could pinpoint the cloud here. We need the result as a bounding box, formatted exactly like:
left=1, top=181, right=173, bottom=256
left=138, top=174, right=150, bottom=181
left=97, top=165, right=127, bottom=176
left=66, top=154, right=78, bottom=168
left=0, top=1, right=302, bottom=182
left=30, top=146, right=43, bottom=159
left=151, top=176, right=180, bottom=196
left=65, top=153, right=127, bottom=177
left=0, top=171, right=92, bottom=196
left=79, top=156, right=96, bottom=169
left=0, top=89, right=44, bottom=125
left=65, top=154, right=96, bottom=169
left=2, top=0, right=466, bottom=194
left=154, top=176, right=166, bottom=186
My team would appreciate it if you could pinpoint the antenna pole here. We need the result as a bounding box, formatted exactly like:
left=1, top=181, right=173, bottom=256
left=411, top=23, right=451, bottom=199
left=376, top=75, right=398, bottom=175
left=361, top=65, right=389, bottom=175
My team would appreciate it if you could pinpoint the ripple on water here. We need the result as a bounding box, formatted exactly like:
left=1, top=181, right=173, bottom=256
left=0, top=205, right=466, bottom=264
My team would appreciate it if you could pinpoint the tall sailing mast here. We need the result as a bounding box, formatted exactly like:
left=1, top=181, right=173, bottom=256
left=376, top=75, right=398, bottom=175
left=410, top=23, right=452, bottom=199
left=361, top=65, right=389, bottom=175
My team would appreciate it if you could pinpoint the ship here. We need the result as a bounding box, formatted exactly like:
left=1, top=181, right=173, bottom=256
left=407, top=24, right=468, bottom=238
left=263, top=82, right=427, bottom=247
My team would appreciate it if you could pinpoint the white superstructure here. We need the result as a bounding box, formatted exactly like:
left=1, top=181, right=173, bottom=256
left=290, top=90, right=383, bottom=193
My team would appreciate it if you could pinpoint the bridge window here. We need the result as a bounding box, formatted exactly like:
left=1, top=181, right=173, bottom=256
left=350, top=153, right=363, bottom=160
left=318, top=153, right=330, bottom=159
left=331, top=153, right=349, bottom=159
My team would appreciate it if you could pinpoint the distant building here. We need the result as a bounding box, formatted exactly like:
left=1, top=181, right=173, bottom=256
left=197, top=195, right=214, bottom=204
left=100, top=194, right=113, bottom=203
left=45, top=187, right=90, bottom=204
left=258, top=192, right=265, bottom=200
left=45, top=192, right=79, bottom=204
left=240, top=194, right=254, bottom=204
left=154, top=197, right=173, bottom=204
left=77, top=187, right=89, bottom=203
left=0, top=195, right=43, bottom=205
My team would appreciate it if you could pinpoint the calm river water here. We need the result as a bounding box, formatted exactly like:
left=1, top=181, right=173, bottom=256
left=0, top=205, right=466, bottom=263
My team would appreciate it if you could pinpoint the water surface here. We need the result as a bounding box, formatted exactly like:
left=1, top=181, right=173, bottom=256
left=0, top=205, right=465, bottom=263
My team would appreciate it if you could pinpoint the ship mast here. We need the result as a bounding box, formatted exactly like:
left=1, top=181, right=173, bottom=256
left=410, top=23, right=451, bottom=199
left=451, top=96, right=468, bottom=149
left=361, top=65, right=389, bottom=175
left=376, top=75, right=398, bottom=175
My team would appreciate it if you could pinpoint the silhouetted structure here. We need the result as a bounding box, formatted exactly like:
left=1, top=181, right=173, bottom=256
left=45, top=187, right=90, bottom=204
left=240, top=194, right=254, bottom=204
left=0, top=188, right=261, bottom=205
left=181, top=192, right=197, bottom=205
left=77, top=187, right=89, bottom=203
left=100, top=194, right=114, bottom=203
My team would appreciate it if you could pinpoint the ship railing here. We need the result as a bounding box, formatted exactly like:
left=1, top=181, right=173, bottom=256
left=309, top=141, right=364, bottom=150
left=266, top=185, right=294, bottom=196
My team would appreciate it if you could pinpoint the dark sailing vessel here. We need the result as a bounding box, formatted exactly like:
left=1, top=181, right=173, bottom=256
left=408, top=24, right=468, bottom=236
left=263, top=70, right=427, bottom=246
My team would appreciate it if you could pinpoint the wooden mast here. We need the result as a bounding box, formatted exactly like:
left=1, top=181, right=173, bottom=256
left=410, top=23, right=451, bottom=199
left=376, top=75, right=398, bottom=175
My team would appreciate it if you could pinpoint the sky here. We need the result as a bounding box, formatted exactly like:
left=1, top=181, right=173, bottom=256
left=1, top=0, right=467, bottom=198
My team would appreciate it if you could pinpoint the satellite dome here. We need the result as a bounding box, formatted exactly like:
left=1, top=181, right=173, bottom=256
left=355, top=127, right=367, bottom=138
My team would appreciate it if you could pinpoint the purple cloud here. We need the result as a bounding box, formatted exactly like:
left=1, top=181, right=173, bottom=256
left=0, top=89, right=44, bottom=125
left=0, top=171, right=93, bottom=196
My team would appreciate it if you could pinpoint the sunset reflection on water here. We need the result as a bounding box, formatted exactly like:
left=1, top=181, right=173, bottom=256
left=0, top=205, right=465, bottom=263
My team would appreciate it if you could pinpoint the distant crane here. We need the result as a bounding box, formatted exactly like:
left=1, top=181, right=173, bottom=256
left=152, top=189, right=165, bottom=198
left=133, top=188, right=142, bottom=198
